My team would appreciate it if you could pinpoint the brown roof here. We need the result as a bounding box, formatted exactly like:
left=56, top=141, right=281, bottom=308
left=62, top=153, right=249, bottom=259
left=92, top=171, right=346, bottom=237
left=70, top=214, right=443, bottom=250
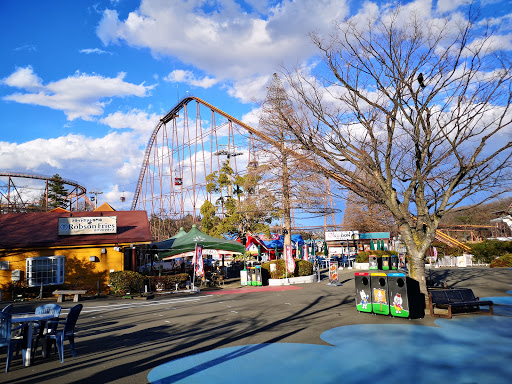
left=0, top=211, right=151, bottom=249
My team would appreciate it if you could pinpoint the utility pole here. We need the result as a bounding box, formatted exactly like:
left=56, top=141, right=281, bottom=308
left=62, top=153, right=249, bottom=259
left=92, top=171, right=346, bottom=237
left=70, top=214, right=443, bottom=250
left=89, top=190, right=103, bottom=210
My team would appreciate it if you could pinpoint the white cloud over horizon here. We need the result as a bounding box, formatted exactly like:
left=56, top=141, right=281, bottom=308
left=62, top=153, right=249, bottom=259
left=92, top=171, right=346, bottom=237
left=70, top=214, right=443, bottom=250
left=96, top=0, right=350, bottom=103
left=1, top=67, right=154, bottom=120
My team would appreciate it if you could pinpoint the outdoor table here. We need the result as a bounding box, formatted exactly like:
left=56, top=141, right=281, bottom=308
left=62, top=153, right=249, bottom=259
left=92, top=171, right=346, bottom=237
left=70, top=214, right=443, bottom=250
left=11, top=313, right=55, bottom=367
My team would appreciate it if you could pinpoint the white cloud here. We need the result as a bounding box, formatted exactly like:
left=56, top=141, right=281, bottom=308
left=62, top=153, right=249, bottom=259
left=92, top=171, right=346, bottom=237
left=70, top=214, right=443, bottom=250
left=96, top=0, right=351, bottom=102
left=2, top=66, right=43, bottom=90
left=79, top=48, right=112, bottom=55
left=100, top=109, right=160, bottom=134
left=164, top=70, right=218, bottom=88
left=227, top=75, right=272, bottom=103
left=0, top=131, right=144, bottom=192
left=436, top=0, right=469, bottom=14
left=2, top=67, right=154, bottom=120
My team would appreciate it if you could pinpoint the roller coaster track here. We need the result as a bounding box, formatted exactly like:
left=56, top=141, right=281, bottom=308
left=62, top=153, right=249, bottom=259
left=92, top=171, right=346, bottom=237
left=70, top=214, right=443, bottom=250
left=133, top=96, right=469, bottom=250
left=0, top=172, right=94, bottom=211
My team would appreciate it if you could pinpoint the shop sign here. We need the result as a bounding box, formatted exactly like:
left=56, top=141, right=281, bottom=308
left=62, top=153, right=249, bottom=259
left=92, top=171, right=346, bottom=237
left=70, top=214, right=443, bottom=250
left=325, top=231, right=359, bottom=241
left=58, top=216, right=117, bottom=235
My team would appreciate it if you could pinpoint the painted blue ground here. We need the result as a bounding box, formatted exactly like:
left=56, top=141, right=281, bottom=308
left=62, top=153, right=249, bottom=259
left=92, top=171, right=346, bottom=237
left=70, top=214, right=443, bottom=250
left=148, top=296, right=512, bottom=384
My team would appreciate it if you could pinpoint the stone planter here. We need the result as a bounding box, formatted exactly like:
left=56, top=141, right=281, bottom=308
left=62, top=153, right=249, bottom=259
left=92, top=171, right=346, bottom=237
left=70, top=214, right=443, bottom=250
left=354, top=262, right=369, bottom=270
left=268, top=274, right=315, bottom=286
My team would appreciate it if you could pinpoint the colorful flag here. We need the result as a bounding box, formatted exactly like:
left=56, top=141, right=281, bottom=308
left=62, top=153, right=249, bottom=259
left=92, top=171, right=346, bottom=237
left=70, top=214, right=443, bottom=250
left=285, top=244, right=295, bottom=273
left=194, top=245, right=204, bottom=277
left=302, top=244, right=308, bottom=261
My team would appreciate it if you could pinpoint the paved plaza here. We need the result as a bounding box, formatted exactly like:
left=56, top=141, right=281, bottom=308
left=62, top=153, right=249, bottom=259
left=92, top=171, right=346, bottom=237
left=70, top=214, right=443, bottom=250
left=1, top=267, right=512, bottom=383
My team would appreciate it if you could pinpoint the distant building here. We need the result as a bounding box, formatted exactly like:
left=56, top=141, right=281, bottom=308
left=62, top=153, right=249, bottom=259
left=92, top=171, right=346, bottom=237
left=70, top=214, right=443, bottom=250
left=490, top=203, right=512, bottom=240
left=0, top=204, right=151, bottom=296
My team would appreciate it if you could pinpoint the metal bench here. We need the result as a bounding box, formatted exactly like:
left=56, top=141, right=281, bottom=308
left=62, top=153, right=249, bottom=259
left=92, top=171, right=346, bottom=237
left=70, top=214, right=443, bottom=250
left=52, top=290, right=87, bottom=303
left=428, top=288, right=493, bottom=319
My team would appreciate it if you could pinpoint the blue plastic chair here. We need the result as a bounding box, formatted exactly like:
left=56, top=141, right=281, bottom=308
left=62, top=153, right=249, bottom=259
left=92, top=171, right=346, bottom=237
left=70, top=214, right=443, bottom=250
left=0, top=312, right=25, bottom=372
left=32, top=304, right=62, bottom=359
left=45, top=304, right=82, bottom=363
left=341, top=255, right=349, bottom=268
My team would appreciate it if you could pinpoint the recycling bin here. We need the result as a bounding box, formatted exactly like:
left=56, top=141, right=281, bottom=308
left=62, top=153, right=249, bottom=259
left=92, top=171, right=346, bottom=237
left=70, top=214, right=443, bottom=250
left=247, top=268, right=253, bottom=285
left=369, top=255, right=378, bottom=270
left=391, top=255, right=398, bottom=270
left=370, top=272, right=389, bottom=315
left=387, top=272, right=409, bottom=317
left=250, top=267, right=258, bottom=286
left=381, top=255, right=390, bottom=270
left=254, top=265, right=262, bottom=286
left=354, top=272, right=372, bottom=313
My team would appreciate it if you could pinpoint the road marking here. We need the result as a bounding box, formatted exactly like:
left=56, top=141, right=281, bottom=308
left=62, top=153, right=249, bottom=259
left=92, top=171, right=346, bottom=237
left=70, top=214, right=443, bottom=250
left=75, top=296, right=209, bottom=314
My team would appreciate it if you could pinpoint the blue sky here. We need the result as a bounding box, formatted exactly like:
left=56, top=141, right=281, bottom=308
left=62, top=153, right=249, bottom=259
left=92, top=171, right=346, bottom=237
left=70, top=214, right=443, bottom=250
left=1, top=0, right=511, bottom=226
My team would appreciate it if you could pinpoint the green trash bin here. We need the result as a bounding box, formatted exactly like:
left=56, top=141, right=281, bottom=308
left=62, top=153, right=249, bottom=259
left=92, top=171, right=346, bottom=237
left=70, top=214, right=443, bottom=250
left=370, top=272, right=389, bottom=315
left=254, top=266, right=262, bottom=286
left=382, top=255, right=390, bottom=270
left=388, top=272, right=409, bottom=317
left=355, top=272, right=372, bottom=313
left=247, top=267, right=253, bottom=286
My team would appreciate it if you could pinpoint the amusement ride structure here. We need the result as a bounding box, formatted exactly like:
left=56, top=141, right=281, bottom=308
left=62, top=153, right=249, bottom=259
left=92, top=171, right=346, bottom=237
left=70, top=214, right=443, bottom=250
left=1, top=96, right=470, bottom=250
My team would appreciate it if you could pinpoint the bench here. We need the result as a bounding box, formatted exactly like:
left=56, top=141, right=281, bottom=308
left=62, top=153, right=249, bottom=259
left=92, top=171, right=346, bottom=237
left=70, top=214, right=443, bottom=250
left=52, top=290, right=87, bottom=303
left=428, top=288, right=493, bottom=319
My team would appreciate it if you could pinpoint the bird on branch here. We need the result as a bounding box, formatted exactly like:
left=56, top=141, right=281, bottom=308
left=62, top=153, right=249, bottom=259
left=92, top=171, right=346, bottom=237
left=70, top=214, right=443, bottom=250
left=417, top=73, right=426, bottom=89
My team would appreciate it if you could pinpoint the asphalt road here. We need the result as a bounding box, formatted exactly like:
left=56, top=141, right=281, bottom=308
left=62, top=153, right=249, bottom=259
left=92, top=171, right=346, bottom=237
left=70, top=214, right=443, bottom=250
left=2, top=267, right=511, bottom=383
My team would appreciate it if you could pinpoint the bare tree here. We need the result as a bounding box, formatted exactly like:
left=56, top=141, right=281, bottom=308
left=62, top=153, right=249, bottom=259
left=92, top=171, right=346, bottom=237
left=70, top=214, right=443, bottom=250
left=342, top=191, right=398, bottom=235
left=258, top=74, right=327, bottom=245
left=277, top=5, right=512, bottom=295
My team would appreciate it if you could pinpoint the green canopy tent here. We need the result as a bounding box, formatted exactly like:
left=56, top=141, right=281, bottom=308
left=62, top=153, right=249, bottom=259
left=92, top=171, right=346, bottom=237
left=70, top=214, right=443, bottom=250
left=157, top=224, right=245, bottom=259
left=150, top=227, right=188, bottom=250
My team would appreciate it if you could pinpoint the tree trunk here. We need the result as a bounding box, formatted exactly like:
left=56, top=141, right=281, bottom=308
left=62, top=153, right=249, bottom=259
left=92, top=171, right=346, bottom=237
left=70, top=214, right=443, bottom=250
left=282, top=151, right=292, bottom=247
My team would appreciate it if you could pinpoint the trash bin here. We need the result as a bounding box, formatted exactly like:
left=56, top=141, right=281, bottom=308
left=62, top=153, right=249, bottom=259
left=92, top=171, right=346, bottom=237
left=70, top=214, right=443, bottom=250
left=370, top=272, right=389, bottom=315
left=248, top=267, right=256, bottom=286
left=254, top=266, right=262, bottom=286
left=390, top=255, right=398, bottom=270
left=354, top=272, right=372, bottom=313
left=381, top=255, right=390, bottom=270
left=369, top=255, right=378, bottom=270
left=388, top=272, right=409, bottom=317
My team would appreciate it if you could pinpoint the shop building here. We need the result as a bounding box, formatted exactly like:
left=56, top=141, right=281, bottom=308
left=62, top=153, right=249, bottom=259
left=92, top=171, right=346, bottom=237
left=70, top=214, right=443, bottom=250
left=0, top=204, right=151, bottom=296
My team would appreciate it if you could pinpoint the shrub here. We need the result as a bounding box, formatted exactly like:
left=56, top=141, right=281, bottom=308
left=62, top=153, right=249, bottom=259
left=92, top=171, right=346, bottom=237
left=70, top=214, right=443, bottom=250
left=151, top=274, right=189, bottom=290
left=261, top=260, right=286, bottom=279
left=261, top=259, right=313, bottom=279
left=356, top=250, right=399, bottom=263
left=109, top=271, right=146, bottom=294
left=470, top=241, right=512, bottom=264
left=490, top=254, right=512, bottom=268
left=295, top=259, right=313, bottom=276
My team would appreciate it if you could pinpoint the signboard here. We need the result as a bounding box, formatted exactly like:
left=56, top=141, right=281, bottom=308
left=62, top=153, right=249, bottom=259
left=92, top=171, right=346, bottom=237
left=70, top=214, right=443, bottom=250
left=58, top=216, right=117, bottom=235
left=329, top=261, right=338, bottom=282
left=325, top=231, right=359, bottom=241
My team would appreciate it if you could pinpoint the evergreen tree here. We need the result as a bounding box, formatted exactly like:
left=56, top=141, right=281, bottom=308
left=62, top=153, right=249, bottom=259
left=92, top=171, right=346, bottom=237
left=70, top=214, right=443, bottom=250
left=47, top=174, right=69, bottom=209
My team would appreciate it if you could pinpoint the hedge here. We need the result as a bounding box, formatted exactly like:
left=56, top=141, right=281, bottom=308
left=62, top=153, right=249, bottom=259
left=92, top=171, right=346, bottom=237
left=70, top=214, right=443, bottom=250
left=109, top=271, right=146, bottom=294
left=261, top=259, right=313, bottom=279
left=356, top=250, right=399, bottom=263
left=490, top=254, right=512, bottom=268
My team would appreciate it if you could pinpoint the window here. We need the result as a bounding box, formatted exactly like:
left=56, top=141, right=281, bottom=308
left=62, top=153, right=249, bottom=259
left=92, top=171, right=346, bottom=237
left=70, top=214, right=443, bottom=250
left=26, top=256, right=65, bottom=287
